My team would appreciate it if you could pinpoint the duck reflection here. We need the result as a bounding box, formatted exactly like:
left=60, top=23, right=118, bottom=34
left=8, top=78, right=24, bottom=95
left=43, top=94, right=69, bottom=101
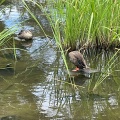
left=68, top=75, right=89, bottom=86
left=0, top=63, right=14, bottom=76
left=20, top=39, right=33, bottom=48
left=14, top=37, right=33, bottom=49
left=0, top=115, right=20, bottom=120
left=67, top=71, right=90, bottom=86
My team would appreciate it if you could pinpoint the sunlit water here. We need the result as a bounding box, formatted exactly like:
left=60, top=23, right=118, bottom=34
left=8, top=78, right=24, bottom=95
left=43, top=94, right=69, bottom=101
left=0, top=1, right=120, bottom=120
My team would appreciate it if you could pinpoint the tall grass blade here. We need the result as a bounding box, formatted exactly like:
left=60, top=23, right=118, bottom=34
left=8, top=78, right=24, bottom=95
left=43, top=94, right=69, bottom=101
left=22, top=0, right=47, bottom=37
left=89, top=49, right=120, bottom=92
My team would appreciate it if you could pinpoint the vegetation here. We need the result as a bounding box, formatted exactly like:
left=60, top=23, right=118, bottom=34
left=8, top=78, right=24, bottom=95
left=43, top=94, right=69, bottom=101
left=0, top=5, right=18, bottom=46
left=0, top=1, right=120, bottom=119
left=0, top=27, right=18, bottom=46
left=49, top=0, right=120, bottom=50
left=21, top=0, right=120, bottom=50
left=88, top=48, right=120, bottom=92
left=47, top=0, right=120, bottom=92
left=0, top=0, right=119, bottom=92
left=21, top=0, right=120, bottom=91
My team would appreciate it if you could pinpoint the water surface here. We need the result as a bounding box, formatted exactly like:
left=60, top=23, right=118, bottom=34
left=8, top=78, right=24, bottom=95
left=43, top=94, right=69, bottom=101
left=0, top=0, right=120, bottom=120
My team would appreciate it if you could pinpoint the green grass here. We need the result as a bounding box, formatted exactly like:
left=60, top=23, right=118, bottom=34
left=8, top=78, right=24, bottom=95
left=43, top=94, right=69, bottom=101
left=17, top=0, right=120, bottom=92
left=22, top=0, right=70, bottom=74
left=0, top=0, right=6, bottom=4
left=49, top=0, right=120, bottom=50
left=0, top=27, right=17, bottom=46
left=88, top=49, right=120, bottom=93
left=0, top=4, right=25, bottom=60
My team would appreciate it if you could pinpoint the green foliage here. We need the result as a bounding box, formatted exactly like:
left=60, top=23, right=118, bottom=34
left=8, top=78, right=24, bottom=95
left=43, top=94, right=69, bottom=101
left=0, top=27, right=18, bottom=46
left=22, top=0, right=47, bottom=37
left=0, top=6, right=21, bottom=60
left=0, top=0, right=6, bottom=5
left=50, top=0, right=120, bottom=49
left=88, top=49, right=120, bottom=92
left=0, top=4, right=18, bottom=46
left=21, top=0, right=120, bottom=91
left=23, top=0, right=70, bottom=74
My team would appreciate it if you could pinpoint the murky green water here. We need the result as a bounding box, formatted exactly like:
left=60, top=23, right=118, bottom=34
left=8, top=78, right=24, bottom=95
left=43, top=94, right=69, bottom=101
left=0, top=0, right=120, bottom=120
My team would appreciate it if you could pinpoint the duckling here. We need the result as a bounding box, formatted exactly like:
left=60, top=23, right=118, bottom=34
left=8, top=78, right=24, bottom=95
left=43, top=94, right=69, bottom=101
left=18, top=30, right=33, bottom=40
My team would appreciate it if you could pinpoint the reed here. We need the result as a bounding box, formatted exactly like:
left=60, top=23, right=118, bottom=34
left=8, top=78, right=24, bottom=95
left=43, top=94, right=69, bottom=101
left=50, top=0, right=120, bottom=49
left=88, top=49, right=120, bottom=92
left=0, top=4, right=29, bottom=60
left=22, top=0, right=47, bottom=37
left=22, top=0, right=119, bottom=90
left=0, top=0, right=5, bottom=4
left=22, top=0, right=70, bottom=73
left=0, top=5, right=18, bottom=46
left=0, top=27, right=18, bottom=46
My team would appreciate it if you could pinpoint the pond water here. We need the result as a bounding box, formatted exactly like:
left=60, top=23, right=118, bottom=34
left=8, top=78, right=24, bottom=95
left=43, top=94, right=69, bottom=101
left=0, top=0, right=120, bottom=120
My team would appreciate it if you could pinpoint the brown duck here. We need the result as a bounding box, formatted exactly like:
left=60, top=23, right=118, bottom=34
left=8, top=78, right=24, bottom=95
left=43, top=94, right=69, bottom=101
left=69, top=51, right=88, bottom=71
left=18, top=30, right=33, bottom=40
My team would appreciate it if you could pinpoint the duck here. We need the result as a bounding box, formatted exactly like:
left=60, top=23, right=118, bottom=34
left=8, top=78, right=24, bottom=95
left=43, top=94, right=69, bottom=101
left=69, top=51, right=88, bottom=71
left=18, top=30, right=33, bottom=40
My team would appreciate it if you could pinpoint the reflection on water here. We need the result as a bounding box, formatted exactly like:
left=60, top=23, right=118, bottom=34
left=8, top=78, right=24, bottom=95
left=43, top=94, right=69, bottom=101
left=0, top=0, right=120, bottom=120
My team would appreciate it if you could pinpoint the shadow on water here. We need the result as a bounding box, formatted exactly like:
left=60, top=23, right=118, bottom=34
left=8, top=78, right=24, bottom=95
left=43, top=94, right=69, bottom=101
left=0, top=0, right=120, bottom=120
left=0, top=64, right=14, bottom=76
left=0, top=115, right=20, bottom=120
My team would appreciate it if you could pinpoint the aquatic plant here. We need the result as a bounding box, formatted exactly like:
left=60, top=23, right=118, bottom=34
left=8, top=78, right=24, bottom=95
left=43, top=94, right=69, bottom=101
left=0, top=27, right=17, bottom=46
left=49, top=0, right=120, bottom=50
left=0, top=5, right=23, bottom=60
left=22, top=0, right=70, bottom=73
left=88, top=49, right=120, bottom=92
left=0, top=0, right=6, bottom=5
left=22, top=0, right=47, bottom=37
left=0, top=4, right=18, bottom=46
left=22, top=0, right=120, bottom=91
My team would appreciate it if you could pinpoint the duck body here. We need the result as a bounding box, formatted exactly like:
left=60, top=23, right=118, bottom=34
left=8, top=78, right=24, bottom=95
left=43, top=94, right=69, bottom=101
left=69, top=51, right=88, bottom=71
left=18, top=30, right=33, bottom=40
